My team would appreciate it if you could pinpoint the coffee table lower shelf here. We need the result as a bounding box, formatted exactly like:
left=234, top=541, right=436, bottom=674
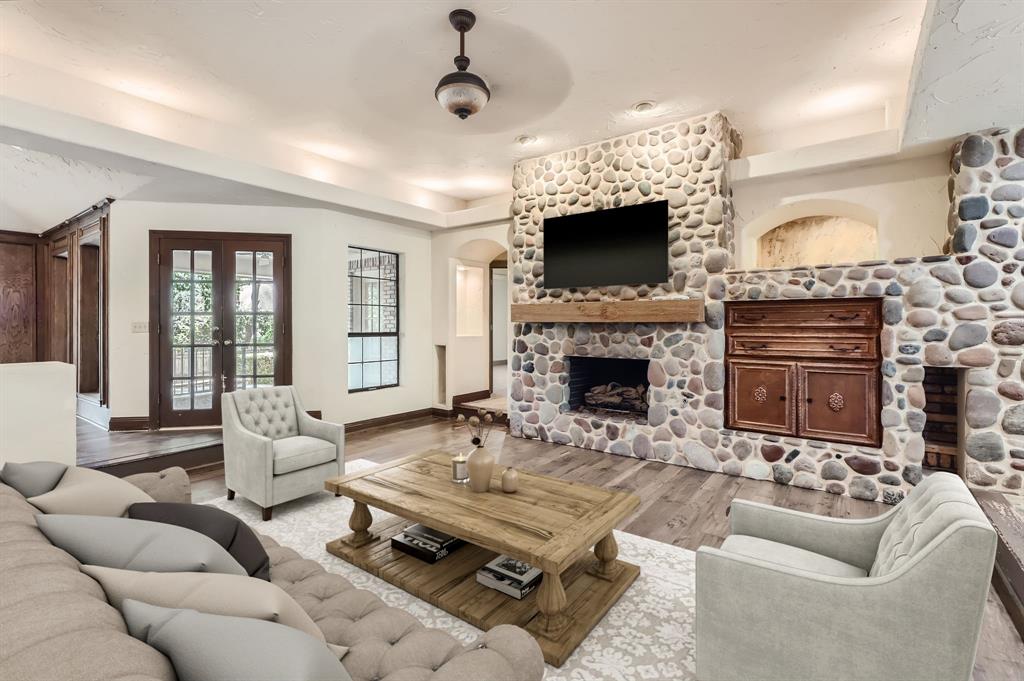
left=326, top=515, right=639, bottom=667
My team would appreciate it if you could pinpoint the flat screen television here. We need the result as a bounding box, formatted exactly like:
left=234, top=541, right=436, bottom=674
left=542, top=199, right=669, bottom=289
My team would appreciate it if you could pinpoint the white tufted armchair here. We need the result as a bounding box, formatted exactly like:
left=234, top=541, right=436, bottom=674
left=696, top=472, right=996, bottom=681
left=221, top=386, right=344, bottom=520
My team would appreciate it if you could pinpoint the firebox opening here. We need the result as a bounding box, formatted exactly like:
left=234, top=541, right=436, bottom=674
left=567, top=356, right=650, bottom=417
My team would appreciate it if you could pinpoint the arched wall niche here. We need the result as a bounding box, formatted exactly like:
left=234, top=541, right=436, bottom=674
left=739, top=199, right=879, bottom=269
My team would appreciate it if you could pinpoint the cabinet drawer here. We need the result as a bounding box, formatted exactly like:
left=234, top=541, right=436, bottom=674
left=726, top=300, right=881, bottom=330
left=726, top=360, right=796, bottom=436
left=798, top=363, right=880, bottom=447
left=728, top=334, right=878, bottom=360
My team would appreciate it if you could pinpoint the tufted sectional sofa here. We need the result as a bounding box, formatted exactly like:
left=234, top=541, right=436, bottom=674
left=0, top=467, right=545, bottom=681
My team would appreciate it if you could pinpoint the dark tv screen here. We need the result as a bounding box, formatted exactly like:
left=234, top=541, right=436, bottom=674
left=543, top=200, right=669, bottom=288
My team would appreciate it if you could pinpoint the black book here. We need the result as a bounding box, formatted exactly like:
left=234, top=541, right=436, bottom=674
left=390, top=524, right=466, bottom=564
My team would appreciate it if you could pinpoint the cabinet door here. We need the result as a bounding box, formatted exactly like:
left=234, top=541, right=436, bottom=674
left=797, top=363, right=879, bottom=446
left=727, top=360, right=796, bottom=436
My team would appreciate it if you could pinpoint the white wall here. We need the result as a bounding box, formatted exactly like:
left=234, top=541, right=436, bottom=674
left=491, top=269, right=508, bottom=363
left=430, top=224, right=509, bottom=407
left=0, top=362, right=77, bottom=466
left=732, top=153, right=949, bottom=267
left=108, top=201, right=433, bottom=424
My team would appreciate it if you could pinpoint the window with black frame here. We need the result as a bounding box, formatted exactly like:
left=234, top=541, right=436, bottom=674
left=347, top=247, right=399, bottom=392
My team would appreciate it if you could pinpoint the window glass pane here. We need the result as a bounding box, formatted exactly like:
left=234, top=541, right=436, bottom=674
left=362, top=362, right=381, bottom=388
left=194, top=347, right=213, bottom=377
left=193, top=251, right=213, bottom=281
left=172, top=315, right=191, bottom=345
left=171, top=379, right=191, bottom=410
left=193, top=379, right=213, bottom=409
left=172, top=347, right=191, bottom=377
left=237, top=346, right=254, bottom=375
left=362, top=305, right=379, bottom=332
left=236, top=315, right=254, bottom=343
left=193, top=315, right=213, bottom=344
left=348, top=337, right=362, bottom=363
left=381, top=280, right=397, bottom=307
left=256, top=314, right=274, bottom=343
left=348, top=305, right=361, bottom=333
left=256, top=282, right=274, bottom=312
left=363, top=336, right=381, bottom=362
left=381, top=306, right=397, bottom=333
left=381, top=360, right=398, bottom=386
left=347, top=248, right=362, bottom=277
left=361, top=279, right=379, bottom=305
left=255, top=252, right=273, bottom=280
left=235, top=251, right=253, bottom=280
left=236, top=376, right=253, bottom=391
left=236, top=282, right=253, bottom=312
left=360, top=251, right=380, bottom=278
left=172, top=282, right=191, bottom=312
left=348, top=365, right=363, bottom=391
left=256, top=376, right=274, bottom=386
left=380, top=252, right=398, bottom=280
left=194, top=282, right=213, bottom=313
left=172, top=250, right=191, bottom=280
left=255, top=348, right=275, bottom=375
left=381, top=336, right=398, bottom=361
left=349, top=276, right=362, bottom=305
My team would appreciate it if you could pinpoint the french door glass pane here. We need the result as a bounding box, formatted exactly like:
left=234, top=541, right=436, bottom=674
left=170, top=249, right=214, bottom=411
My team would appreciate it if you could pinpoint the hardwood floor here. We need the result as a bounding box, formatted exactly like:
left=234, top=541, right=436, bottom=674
left=189, top=415, right=1024, bottom=680
left=76, top=418, right=221, bottom=468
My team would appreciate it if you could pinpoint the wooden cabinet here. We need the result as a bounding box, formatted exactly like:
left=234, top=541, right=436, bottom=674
left=798, top=363, right=879, bottom=445
left=725, top=299, right=882, bottom=447
left=727, top=360, right=796, bottom=436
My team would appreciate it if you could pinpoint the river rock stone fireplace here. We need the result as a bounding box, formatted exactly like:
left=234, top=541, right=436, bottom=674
left=508, top=115, right=1024, bottom=502
left=568, top=356, right=650, bottom=416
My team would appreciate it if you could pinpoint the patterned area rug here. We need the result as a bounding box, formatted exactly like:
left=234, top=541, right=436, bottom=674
left=207, top=477, right=697, bottom=681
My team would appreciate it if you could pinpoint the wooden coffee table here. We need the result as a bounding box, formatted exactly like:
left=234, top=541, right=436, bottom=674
left=324, top=450, right=640, bottom=666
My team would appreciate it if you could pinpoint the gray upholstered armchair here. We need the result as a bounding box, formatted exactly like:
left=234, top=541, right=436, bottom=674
left=221, top=386, right=344, bottom=520
left=696, top=472, right=996, bottom=681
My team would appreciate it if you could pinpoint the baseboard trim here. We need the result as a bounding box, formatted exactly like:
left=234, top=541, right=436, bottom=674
left=345, top=408, right=435, bottom=433
left=431, top=407, right=453, bottom=418
left=453, top=390, right=490, bottom=405
left=108, top=417, right=151, bottom=432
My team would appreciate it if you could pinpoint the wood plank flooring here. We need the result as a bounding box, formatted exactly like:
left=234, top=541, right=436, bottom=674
left=189, top=415, right=1024, bottom=681
left=76, top=418, right=221, bottom=468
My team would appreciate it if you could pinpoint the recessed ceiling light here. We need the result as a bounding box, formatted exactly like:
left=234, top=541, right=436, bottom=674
left=632, top=100, right=657, bottom=114
left=515, top=134, right=537, bottom=145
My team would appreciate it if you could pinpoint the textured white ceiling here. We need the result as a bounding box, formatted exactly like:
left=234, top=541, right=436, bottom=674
left=0, top=1, right=926, bottom=200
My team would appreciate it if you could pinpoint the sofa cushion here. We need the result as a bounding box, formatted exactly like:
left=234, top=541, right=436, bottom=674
left=231, top=386, right=299, bottom=440
left=36, top=514, right=247, bottom=575
left=27, top=467, right=154, bottom=517
left=128, top=502, right=270, bottom=580
left=273, top=436, right=336, bottom=475
left=82, top=565, right=324, bottom=641
left=122, top=599, right=352, bottom=681
left=0, top=484, right=174, bottom=681
left=721, top=534, right=867, bottom=578
left=124, top=467, right=192, bottom=504
left=0, top=461, right=68, bottom=498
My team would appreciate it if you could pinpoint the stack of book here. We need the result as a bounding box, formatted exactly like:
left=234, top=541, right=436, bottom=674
left=390, top=524, right=465, bottom=563
left=476, top=555, right=543, bottom=600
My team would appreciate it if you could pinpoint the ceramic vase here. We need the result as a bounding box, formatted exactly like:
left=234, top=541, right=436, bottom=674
left=467, top=446, right=495, bottom=493
left=501, top=467, right=519, bottom=493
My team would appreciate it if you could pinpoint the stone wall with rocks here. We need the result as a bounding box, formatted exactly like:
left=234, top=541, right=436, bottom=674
left=509, top=120, right=1024, bottom=500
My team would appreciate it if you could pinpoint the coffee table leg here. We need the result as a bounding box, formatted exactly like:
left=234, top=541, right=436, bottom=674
left=343, top=501, right=376, bottom=548
left=536, top=571, right=570, bottom=639
left=591, top=532, right=622, bottom=581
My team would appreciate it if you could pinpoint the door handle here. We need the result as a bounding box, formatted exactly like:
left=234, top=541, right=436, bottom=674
left=224, top=339, right=234, bottom=346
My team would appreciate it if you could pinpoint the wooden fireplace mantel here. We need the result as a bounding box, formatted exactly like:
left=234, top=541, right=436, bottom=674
left=511, top=299, right=704, bottom=324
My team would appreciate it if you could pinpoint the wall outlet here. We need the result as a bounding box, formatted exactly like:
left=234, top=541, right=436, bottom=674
left=131, top=322, right=150, bottom=334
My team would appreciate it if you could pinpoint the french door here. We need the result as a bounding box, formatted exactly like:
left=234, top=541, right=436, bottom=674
left=151, top=233, right=291, bottom=428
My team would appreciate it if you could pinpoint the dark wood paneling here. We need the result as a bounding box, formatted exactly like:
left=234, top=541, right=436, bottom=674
left=798, top=363, right=880, bottom=446
left=0, top=234, right=38, bottom=363
left=726, top=359, right=796, bottom=435
left=48, top=251, right=70, bottom=362
left=727, top=299, right=880, bottom=329
left=78, top=244, right=101, bottom=392
left=108, top=416, right=153, bottom=432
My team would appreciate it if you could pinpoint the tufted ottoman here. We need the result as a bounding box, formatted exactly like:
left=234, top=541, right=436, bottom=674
left=260, top=533, right=545, bottom=681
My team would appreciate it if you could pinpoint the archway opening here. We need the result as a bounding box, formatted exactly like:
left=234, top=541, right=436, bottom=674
left=758, top=215, right=877, bottom=269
